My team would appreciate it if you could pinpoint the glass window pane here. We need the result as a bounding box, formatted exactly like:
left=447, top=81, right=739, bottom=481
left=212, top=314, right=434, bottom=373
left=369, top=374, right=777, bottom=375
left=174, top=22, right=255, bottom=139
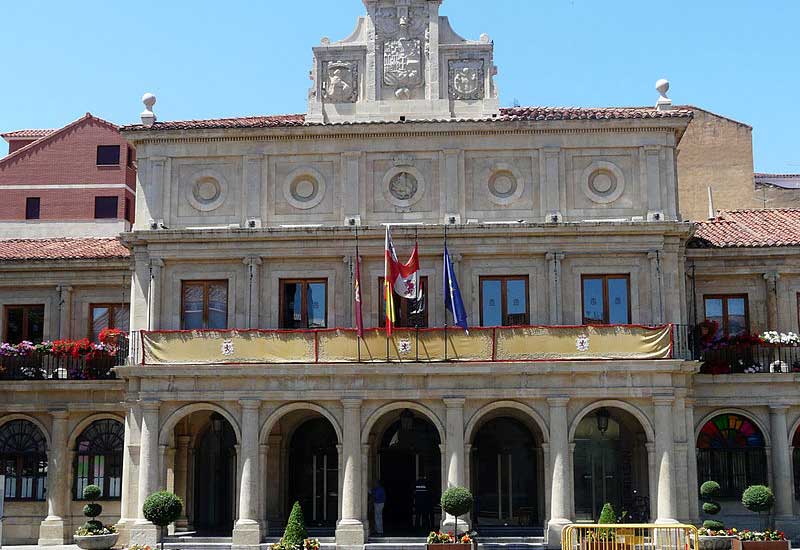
left=182, top=284, right=204, bottom=329
left=583, top=278, right=605, bottom=323
left=727, top=298, right=747, bottom=335
left=27, top=306, right=44, bottom=342
left=506, top=279, right=527, bottom=315
left=705, top=298, right=723, bottom=323
left=207, top=283, right=228, bottom=329
left=6, top=307, right=24, bottom=343
left=481, top=280, right=502, bottom=327
left=92, top=307, right=110, bottom=342
left=307, top=283, right=326, bottom=328
left=607, top=278, right=630, bottom=324
left=282, top=283, right=302, bottom=328
left=114, top=306, right=130, bottom=332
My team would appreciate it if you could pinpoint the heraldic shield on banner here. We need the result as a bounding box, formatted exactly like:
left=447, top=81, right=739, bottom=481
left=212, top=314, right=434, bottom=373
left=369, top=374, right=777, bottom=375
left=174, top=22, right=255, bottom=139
left=383, top=38, right=423, bottom=89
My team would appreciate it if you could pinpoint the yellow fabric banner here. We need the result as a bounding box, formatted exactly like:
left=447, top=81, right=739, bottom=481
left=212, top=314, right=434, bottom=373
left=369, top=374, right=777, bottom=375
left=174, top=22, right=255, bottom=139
left=140, top=325, right=672, bottom=365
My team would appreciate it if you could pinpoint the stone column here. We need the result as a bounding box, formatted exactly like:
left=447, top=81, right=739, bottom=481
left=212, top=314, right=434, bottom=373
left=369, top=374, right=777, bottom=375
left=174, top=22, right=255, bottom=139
left=159, top=445, right=169, bottom=489
left=131, top=401, right=160, bottom=545
left=38, top=410, right=69, bottom=545
left=546, top=253, right=565, bottom=325
left=684, top=400, right=700, bottom=522
left=234, top=399, right=262, bottom=546
left=259, top=444, right=269, bottom=535
left=57, top=286, right=74, bottom=339
left=119, top=397, right=141, bottom=539
left=443, top=398, right=468, bottom=533
left=361, top=443, right=370, bottom=530
left=654, top=397, right=678, bottom=523
left=547, top=397, right=571, bottom=548
left=764, top=272, right=780, bottom=329
left=769, top=405, right=793, bottom=518
left=336, top=399, right=365, bottom=549
left=174, top=435, right=191, bottom=530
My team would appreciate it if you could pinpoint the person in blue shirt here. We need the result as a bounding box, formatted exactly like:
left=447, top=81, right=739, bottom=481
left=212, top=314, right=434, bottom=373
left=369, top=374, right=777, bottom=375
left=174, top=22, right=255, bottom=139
left=372, top=480, right=386, bottom=535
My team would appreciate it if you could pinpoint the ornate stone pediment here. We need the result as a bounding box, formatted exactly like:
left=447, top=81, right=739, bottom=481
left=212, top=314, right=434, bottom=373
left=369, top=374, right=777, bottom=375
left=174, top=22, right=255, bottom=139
left=383, top=38, right=423, bottom=89
left=373, top=1, right=428, bottom=38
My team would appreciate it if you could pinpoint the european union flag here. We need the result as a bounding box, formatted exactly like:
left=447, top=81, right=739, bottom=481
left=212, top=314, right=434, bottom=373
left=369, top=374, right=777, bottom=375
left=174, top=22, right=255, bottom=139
left=444, top=245, right=469, bottom=333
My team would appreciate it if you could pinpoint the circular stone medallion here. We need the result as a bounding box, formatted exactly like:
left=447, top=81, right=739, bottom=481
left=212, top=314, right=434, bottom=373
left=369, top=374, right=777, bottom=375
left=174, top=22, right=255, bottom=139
left=485, top=162, right=525, bottom=206
left=389, top=172, right=419, bottom=201
left=186, top=170, right=228, bottom=212
left=581, top=161, right=626, bottom=204
left=382, top=165, right=426, bottom=208
left=283, top=167, right=326, bottom=210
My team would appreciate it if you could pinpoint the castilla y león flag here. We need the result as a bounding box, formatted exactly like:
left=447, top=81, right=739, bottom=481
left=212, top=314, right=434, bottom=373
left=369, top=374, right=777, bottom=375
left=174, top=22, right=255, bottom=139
left=384, top=227, right=422, bottom=335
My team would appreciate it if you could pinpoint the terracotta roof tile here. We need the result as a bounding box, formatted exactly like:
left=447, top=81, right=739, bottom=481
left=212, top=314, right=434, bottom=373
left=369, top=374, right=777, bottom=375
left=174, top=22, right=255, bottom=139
left=1, top=129, right=55, bottom=139
left=0, top=238, right=130, bottom=261
left=122, top=106, right=692, bottom=131
left=691, top=209, right=800, bottom=248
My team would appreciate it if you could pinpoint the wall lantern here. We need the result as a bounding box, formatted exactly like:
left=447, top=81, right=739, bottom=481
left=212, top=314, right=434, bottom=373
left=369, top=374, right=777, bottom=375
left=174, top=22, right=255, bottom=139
left=400, top=409, right=414, bottom=432
left=596, top=407, right=610, bottom=435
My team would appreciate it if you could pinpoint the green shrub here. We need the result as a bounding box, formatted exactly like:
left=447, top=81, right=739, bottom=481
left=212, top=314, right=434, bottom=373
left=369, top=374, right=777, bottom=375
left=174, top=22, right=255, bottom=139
left=598, top=503, right=616, bottom=525
left=440, top=486, right=474, bottom=518
left=702, top=501, right=721, bottom=515
left=741, top=485, right=774, bottom=513
left=82, top=484, right=102, bottom=501
left=282, top=501, right=308, bottom=548
left=700, top=481, right=721, bottom=499
left=83, top=503, right=102, bottom=519
left=703, top=520, right=725, bottom=531
left=142, top=491, right=184, bottom=527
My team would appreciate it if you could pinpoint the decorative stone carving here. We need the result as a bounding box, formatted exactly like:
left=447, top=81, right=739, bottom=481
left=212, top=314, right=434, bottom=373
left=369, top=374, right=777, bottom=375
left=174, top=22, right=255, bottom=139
left=323, top=61, right=358, bottom=103
left=449, top=59, right=484, bottom=100
left=373, top=3, right=428, bottom=38
left=383, top=38, right=423, bottom=91
left=283, top=167, right=326, bottom=210
left=389, top=172, right=419, bottom=201
left=485, top=162, right=525, bottom=206
left=186, top=170, right=228, bottom=212
left=382, top=162, right=426, bottom=208
left=581, top=161, right=626, bottom=204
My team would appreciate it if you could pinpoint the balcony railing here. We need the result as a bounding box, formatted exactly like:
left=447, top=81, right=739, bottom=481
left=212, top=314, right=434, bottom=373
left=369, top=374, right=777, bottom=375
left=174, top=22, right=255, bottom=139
left=0, top=337, right=128, bottom=381
left=135, top=325, right=674, bottom=365
left=672, top=325, right=800, bottom=374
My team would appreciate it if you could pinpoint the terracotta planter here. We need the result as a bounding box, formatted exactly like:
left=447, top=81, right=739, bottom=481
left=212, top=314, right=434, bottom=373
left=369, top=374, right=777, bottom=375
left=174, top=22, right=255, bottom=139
left=427, top=543, right=472, bottom=550
left=74, top=532, right=119, bottom=550
left=700, top=535, right=736, bottom=550
left=731, top=540, right=790, bottom=550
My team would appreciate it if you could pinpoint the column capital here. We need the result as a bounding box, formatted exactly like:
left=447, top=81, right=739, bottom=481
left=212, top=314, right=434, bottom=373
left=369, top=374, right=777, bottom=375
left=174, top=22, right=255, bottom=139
left=239, top=399, right=262, bottom=410
left=769, top=403, right=790, bottom=412
left=150, top=258, right=165, bottom=269
left=342, top=151, right=362, bottom=160
left=763, top=271, right=781, bottom=282
left=546, top=251, right=565, bottom=262
left=444, top=397, right=465, bottom=408
left=56, top=285, right=74, bottom=294
left=177, top=435, right=191, bottom=448
left=547, top=396, right=569, bottom=407
left=259, top=443, right=269, bottom=453
left=341, top=398, right=363, bottom=409
left=643, top=144, right=661, bottom=154
left=242, top=256, right=263, bottom=267
left=653, top=395, right=675, bottom=406
left=543, top=146, right=561, bottom=155
left=648, top=250, right=663, bottom=261
left=443, top=149, right=461, bottom=157
left=141, top=400, right=161, bottom=412
left=50, top=409, right=69, bottom=420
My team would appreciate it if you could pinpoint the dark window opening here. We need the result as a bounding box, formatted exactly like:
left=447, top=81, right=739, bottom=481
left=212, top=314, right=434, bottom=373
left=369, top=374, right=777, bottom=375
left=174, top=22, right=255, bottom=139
left=96, top=145, right=120, bottom=166
left=704, top=294, right=749, bottom=337
left=4, top=305, right=45, bottom=343
left=181, top=280, right=228, bottom=330
left=0, top=420, right=47, bottom=501
left=582, top=275, right=631, bottom=325
left=280, top=279, right=328, bottom=329
left=124, top=198, right=132, bottom=223
left=94, top=196, right=119, bottom=219
left=480, top=276, right=530, bottom=327
left=126, top=146, right=135, bottom=168
left=379, top=276, right=429, bottom=328
left=25, top=197, right=40, bottom=220
left=74, top=419, right=124, bottom=500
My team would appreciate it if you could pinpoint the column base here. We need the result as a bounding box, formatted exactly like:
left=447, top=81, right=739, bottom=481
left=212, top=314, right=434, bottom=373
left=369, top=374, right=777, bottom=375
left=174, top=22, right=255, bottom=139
left=232, top=519, right=262, bottom=549
left=37, top=516, right=66, bottom=546
left=654, top=517, right=679, bottom=524
left=546, top=517, right=571, bottom=549
left=336, top=519, right=365, bottom=550
left=129, top=520, right=160, bottom=547
left=115, top=518, right=137, bottom=548
left=441, top=515, right=471, bottom=535
left=775, top=516, right=800, bottom=543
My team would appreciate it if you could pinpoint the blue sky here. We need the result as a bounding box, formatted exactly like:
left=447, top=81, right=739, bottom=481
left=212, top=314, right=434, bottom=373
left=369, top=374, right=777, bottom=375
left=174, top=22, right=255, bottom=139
left=2, top=0, right=798, bottom=173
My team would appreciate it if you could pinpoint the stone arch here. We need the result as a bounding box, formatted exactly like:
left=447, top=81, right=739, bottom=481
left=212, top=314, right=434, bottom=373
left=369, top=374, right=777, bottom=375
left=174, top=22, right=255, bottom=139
left=260, top=402, right=343, bottom=444
left=465, top=400, right=549, bottom=445
left=68, top=412, right=125, bottom=450
left=790, top=415, right=800, bottom=446
left=569, top=400, right=655, bottom=443
left=694, top=408, right=771, bottom=447
left=159, top=403, right=241, bottom=446
left=361, top=401, right=445, bottom=443
left=0, top=413, right=51, bottom=448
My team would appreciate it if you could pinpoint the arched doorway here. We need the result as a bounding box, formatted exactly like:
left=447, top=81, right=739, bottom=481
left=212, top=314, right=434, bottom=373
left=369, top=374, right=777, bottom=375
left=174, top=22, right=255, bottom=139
left=697, top=413, right=767, bottom=499
left=194, top=412, right=237, bottom=535
left=368, top=408, right=442, bottom=536
left=573, top=407, right=650, bottom=522
left=469, top=415, right=544, bottom=535
left=793, top=426, right=800, bottom=503
left=288, top=418, right=339, bottom=529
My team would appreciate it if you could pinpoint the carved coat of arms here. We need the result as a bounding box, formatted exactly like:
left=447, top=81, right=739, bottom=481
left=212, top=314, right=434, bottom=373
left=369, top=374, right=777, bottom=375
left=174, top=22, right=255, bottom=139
left=323, top=61, right=358, bottom=103
left=383, top=38, right=423, bottom=89
left=449, top=59, right=485, bottom=100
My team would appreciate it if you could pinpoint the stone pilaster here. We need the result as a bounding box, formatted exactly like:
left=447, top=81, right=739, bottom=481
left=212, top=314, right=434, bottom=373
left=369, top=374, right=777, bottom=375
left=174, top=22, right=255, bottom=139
left=131, top=401, right=160, bottom=545
left=56, top=286, right=73, bottom=339
left=684, top=399, right=700, bottom=523
left=546, top=252, right=564, bottom=324
left=442, top=397, right=469, bottom=533
left=764, top=272, right=780, bottom=329
left=769, top=405, right=793, bottom=518
left=149, top=258, right=164, bottom=331
left=648, top=251, right=664, bottom=324
left=174, top=435, right=191, bottom=530
left=243, top=257, right=263, bottom=328
left=547, top=397, right=571, bottom=548
left=654, top=396, right=677, bottom=523
left=336, top=399, right=364, bottom=549
left=259, top=443, right=269, bottom=535
left=38, top=410, right=69, bottom=546
left=233, top=400, right=262, bottom=548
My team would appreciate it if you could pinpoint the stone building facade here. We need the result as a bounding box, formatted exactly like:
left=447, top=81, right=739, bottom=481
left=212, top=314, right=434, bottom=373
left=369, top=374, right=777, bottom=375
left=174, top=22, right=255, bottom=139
left=1, top=1, right=799, bottom=549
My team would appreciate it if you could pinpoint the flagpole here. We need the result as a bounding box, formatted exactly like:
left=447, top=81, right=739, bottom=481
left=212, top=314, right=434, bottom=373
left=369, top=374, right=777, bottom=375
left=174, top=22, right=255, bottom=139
left=444, top=223, right=448, bottom=362
left=355, top=225, right=362, bottom=363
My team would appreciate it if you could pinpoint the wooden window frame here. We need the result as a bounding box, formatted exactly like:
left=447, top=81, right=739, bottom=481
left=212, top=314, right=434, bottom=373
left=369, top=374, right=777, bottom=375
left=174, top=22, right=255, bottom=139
left=88, top=303, right=130, bottom=341
left=0, top=420, right=47, bottom=502
left=180, top=280, right=229, bottom=330
left=279, top=279, right=329, bottom=329
left=3, top=304, right=45, bottom=343
left=378, top=276, right=429, bottom=328
left=479, top=275, right=530, bottom=327
left=703, top=293, right=750, bottom=337
left=73, top=420, right=124, bottom=501
left=25, top=197, right=40, bottom=220
left=581, top=274, right=632, bottom=325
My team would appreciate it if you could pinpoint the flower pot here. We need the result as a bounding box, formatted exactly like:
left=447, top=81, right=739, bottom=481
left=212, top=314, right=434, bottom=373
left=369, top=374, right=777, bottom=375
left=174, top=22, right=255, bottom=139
left=74, top=532, right=119, bottom=550
left=700, top=535, right=736, bottom=550
left=731, top=540, right=790, bottom=550
left=427, top=543, right=472, bottom=550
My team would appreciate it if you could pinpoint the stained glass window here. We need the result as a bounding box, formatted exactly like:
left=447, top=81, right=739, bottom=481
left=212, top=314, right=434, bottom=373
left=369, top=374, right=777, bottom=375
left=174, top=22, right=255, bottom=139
left=697, top=414, right=766, bottom=497
left=0, top=419, right=47, bottom=501
left=74, top=419, right=123, bottom=500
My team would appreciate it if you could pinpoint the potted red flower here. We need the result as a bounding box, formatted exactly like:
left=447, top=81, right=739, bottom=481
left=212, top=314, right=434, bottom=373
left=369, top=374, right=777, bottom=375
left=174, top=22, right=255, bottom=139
left=427, top=487, right=474, bottom=550
left=731, top=530, right=789, bottom=550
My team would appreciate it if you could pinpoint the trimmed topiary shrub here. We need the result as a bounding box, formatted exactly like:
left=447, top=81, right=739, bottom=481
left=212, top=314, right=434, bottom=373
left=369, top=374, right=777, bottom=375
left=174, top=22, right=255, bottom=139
left=598, top=503, right=616, bottom=525
left=75, top=484, right=116, bottom=537
left=700, top=480, right=723, bottom=530
left=282, top=501, right=308, bottom=549
left=741, top=485, right=775, bottom=513
left=143, top=491, right=184, bottom=550
left=441, top=486, right=474, bottom=535
left=83, top=484, right=102, bottom=501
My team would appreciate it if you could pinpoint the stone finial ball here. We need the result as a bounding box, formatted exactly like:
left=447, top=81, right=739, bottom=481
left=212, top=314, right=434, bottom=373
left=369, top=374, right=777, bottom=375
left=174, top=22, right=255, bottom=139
left=655, top=79, right=670, bottom=96
left=142, top=93, right=157, bottom=108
